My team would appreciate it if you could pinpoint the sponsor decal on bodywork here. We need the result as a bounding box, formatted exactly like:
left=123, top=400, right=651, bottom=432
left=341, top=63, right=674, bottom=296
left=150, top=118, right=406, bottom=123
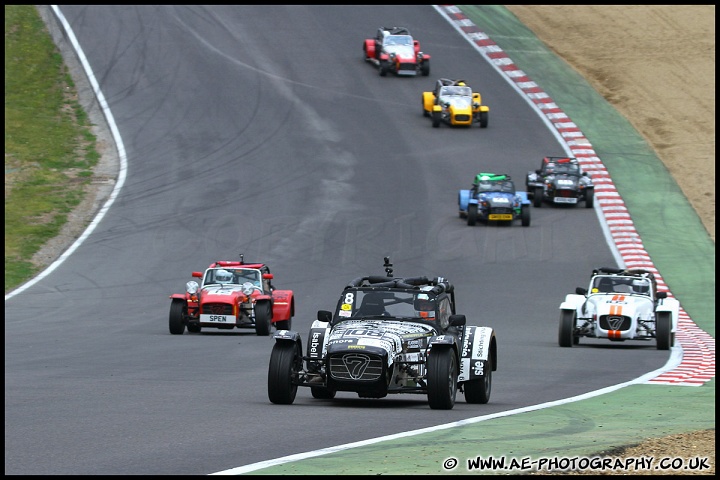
left=307, top=324, right=330, bottom=361
left=328, top=320, right=435, bottom=367
left=458, top=326, right=492, bottom=382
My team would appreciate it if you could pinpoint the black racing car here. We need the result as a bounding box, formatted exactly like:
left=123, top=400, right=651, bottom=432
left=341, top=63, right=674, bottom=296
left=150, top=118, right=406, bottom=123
left=526, top=156, right=594, bottom=208
left=267, top=258, right=498, bottom=410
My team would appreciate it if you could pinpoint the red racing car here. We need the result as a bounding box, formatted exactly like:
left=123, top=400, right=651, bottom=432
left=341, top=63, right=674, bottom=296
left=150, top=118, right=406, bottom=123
left=363, top=26, right=430, bottom=77
left=168, top=256, right=294, bottom=336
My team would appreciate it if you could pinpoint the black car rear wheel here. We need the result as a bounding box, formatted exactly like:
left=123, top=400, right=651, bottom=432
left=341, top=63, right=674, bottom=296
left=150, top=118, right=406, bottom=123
left=169, top=299, right=186, bottom=335
left=274, top=319, right=291, bottom=331
left=311, top=386, right=337, bottom=399
left=268, top=342, right=300, bottom=404
left=427, top=348, right=458, bottom=410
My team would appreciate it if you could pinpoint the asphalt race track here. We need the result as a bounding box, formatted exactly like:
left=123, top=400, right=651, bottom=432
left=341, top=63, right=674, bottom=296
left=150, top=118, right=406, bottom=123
left=4, top=6, right=689, bottom=475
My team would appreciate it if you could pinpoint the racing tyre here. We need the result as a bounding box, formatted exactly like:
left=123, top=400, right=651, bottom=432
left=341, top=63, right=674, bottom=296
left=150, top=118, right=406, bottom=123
left=533, top=187, right=544, bottom=207
left=558, top=310, right=576, bottom=347
left=274, top=319, right=291, bottom=331
left=420, top=61, right=430, bottom=76
left=464, top=357, right=492, bottom=404
left=467, top=204, right=478, bottom=226
left=379, top=61, right=388, bottom=77
left=268, top=342, right=300, bottom=404
left=479, top=111, right=489, bottom=128
left=427, top=348, right=458, bottom=410
left=187, top=324, right=201, bottom=334
left=431, top=111, right=441, bottom=128
left=311, top=386, right=337, bottom=399
left=169, top=299, right=186, bottom=335
left=521, top=205, right=531, bottom=227
left=255, top=301, right=272, bottom=336
left=656, top=312, right=672, bottom=350
left=585, top=188, right=595, bottom=208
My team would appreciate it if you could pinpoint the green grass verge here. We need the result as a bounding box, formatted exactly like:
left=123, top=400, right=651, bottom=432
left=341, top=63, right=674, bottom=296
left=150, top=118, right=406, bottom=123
left=5, top=5, right=99, bottom=292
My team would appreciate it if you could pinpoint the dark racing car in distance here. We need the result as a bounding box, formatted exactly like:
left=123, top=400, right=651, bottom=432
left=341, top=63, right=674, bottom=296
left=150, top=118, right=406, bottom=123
left=267, top=258, right=498, bottom=410
left=458, top=172, right=531, bottom=226
left=526, top=156, right=594, bottom=208
left=168, top=255, right=294, bottom=336
left=422, top=78, right=489, bottom=128
left=363, top=26, right=430, bottom=77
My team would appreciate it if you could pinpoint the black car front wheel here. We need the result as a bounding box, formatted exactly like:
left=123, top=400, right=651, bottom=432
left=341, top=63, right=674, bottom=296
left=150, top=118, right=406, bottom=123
left=169, top=299, right=186, bottom=335
left=268, top=342, right=301, bottom=405
left=558, top=310, right=576, bottom=347
left=427, top=348, right=458, bottom=410
left=255, top=301, right=272, bottom=336
left=467, top=204, right=478, bottom=226
left=521, top=204, right=531, bottom=226
left=479, top=111, right=488, bottom=128
left=379, top=61, right=388, bottom=76
left=431, top=111, right=441, bottom=128
left=533, top=186, right=544, bottom=207
left=585, top=188, right=595, bottom=208
left=464, top=357, right=492, bottom=404
left=656, top=312, right=672, bottom=350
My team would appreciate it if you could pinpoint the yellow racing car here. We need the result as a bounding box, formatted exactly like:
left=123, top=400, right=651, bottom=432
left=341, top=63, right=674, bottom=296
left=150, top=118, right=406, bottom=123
left=422, top=78, right=489, bottom=128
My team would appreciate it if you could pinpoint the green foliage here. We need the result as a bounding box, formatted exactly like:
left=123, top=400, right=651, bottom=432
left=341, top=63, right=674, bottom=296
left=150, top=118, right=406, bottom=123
left=5, top=5, right=99, bottom=291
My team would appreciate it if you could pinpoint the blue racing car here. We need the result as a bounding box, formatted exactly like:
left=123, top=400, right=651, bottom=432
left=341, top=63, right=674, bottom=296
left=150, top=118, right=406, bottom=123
left=458, top=173, right=531, bottom=226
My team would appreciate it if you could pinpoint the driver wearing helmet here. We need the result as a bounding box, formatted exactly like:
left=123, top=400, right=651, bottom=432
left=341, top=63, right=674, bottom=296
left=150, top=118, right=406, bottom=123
left=215, top=269, right=233, bottom=285
left=631, top=278, right=650, bottom=295
left=414, top=294, right=436, bottom=319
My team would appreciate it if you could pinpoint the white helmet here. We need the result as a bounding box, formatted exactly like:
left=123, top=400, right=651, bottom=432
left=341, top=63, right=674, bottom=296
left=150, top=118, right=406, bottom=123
left=215, top=269, right=233, bottom=284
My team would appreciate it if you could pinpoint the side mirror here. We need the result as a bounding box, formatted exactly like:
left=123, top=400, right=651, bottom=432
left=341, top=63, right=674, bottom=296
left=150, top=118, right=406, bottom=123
left=317, top=310, right=332, bottom=322
left=576, top=287, right=588, bottom=295
left=449, top=314, right=466, bottom=327
left=192, top=271, right=203, bottom=278
left=656, top=291, right=667, bottom=300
